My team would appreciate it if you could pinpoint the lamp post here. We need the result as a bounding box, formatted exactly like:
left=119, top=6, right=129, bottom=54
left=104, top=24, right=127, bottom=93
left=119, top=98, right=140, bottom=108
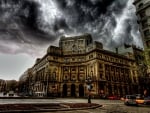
left=85, top=76, right=93, bottom=103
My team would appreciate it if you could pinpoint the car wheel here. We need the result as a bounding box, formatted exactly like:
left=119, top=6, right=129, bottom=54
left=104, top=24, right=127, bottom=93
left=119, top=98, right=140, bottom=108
left=124, top=102, right=128, bottom=105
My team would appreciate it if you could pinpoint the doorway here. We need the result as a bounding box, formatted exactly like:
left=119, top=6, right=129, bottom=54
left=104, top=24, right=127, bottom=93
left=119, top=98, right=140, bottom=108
left=71, top=84, right=76, bottom=97
left=79, top=84, right=84, bottom=97
left=63, top=84, right=67, bottom=97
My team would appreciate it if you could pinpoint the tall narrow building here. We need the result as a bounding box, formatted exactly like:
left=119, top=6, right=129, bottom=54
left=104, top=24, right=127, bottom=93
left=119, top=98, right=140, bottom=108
left=134, top=0, right=150, bottom=75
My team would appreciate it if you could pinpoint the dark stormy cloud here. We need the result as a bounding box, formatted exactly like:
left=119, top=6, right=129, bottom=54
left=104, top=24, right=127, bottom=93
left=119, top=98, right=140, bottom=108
left=0, top=0, right=142, bottom=56
left=0, top=0, right=143, bottom=80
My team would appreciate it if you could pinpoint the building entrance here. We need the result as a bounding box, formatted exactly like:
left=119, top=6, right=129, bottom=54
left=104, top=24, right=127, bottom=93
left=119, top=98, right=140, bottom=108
left=63, top=84, right=67, bottom=97
left=79, top=84, right=84, bottom=97
left=71, top=84, right=76, bottom=97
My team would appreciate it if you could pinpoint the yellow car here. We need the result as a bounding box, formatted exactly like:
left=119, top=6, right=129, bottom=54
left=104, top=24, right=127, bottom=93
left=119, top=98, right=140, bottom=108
left=136, top=98, right=144, bottom=104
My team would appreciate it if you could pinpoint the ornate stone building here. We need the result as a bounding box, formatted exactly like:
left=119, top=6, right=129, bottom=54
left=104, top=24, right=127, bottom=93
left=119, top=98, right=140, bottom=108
left=134, top=0, right=150, bottom=74
left=20, top=34, right=139, bottom=97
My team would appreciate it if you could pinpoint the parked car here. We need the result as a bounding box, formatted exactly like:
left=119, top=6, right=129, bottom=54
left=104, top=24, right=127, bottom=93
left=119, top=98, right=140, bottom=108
left=107, top=95, right=120, bottom=100
left=136, top=97, right=144, bottom=104
left=135, top=94, right=142, bottom=99
left=99, top=94, right=107, bottom=99
left=124, top=95, right=137, bottom=106
left=8, top=91, right=14, bottom=97
left=135, top=94, right=144, bottom=104
left=120, top=96, right=125, bottom=101
left=144, top=97, right=150, bottom=105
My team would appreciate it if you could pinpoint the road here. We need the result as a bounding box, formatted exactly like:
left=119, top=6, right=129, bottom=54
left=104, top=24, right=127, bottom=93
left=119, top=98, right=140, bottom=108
left=0, top=98, right=150, bottom=113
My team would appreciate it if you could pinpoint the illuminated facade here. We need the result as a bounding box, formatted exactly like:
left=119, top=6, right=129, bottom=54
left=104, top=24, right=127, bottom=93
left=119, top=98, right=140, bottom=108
left=20, top=34, right=139, bottom=97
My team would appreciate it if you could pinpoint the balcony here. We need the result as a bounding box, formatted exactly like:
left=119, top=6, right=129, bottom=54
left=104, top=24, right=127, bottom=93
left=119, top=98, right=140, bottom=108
left=137, top=1, right=150, bottom=13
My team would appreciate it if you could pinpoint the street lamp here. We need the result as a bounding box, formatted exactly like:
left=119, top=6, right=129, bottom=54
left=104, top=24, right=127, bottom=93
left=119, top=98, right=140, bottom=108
left=85, top=76, right=93, bottom=103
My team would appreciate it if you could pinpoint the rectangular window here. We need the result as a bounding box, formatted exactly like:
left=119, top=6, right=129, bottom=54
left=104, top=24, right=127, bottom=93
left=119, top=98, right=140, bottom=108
left=71, top=67, right=76, bottom=71
left=99, top=64, right=102, bottom=68
left=116, top=68, right=118, bottom=72
left=64, top=67, right=68, bottom=71
left=79, top=67, right=84, bottom=71
left=121, top=69, right=124, bottom=73
left=142, top=20, right=148, bottom=28
left=146, top=41, right=150, bottom=47
left=139, top=11, right=146, bottom=19
left=89, top=54, right=93, bottom=59
left=100, top=74, right=103, bottom=79
left=144, top=29, right=150, bottom=37
left=72, top=58, right=75, bottom=61
left=111, top=67, right=114, bottom=71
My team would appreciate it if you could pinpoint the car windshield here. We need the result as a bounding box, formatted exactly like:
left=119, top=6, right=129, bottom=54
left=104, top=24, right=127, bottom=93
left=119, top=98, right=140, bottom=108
left=144, top=97, right=150, bottom=100
left=127, top=96, right=136, bottom=99
left=135, top=94, right=143, bottom=99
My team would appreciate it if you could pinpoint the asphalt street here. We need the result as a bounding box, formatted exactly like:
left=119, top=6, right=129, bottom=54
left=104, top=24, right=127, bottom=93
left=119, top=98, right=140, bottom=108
left=0, top=98, right=149, bottom=113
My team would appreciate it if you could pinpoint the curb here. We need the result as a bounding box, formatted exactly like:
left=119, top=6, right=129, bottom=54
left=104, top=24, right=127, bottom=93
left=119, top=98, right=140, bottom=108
left=0, top=104, right=102, bottom=113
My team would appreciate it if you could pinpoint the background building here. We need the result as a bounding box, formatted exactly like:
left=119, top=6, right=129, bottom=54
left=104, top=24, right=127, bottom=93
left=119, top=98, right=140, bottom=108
left=134, top=0, right=150, bottom=74
left=19, top=68, right=32, bottom=96
left=19, top=34, right=140, bottom=97
left=0, top=79, right=6, bottom=96
left=134, top=0, right=150, bottom=96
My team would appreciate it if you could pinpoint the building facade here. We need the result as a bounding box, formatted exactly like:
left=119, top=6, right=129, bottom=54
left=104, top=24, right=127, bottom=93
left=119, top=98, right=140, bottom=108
left=134, top=0, right=150, bottom=96
left=19, top=68, right=32, bottom=96
left=0, top=79, right=6, bottom=94
left=20, top=34, right=139, bottom=97
left=117, top=44, right=146, bottom=94
left=134, top=0, right=150, bottom=74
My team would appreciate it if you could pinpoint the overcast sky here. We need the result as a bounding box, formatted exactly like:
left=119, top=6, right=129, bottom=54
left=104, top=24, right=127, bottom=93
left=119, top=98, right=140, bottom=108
left=0, top=0, right=142, bottom=80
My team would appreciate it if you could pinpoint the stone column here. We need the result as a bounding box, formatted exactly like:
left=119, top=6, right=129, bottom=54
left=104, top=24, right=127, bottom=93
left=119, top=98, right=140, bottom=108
left=122, top=85, right=125, bottom=96
left=112, top=84, right=114, bottom=95
left=76, top=84, right=79, bottom=97
left=67, top=84, right=71, bottom=97
left=60, top=84, right=63, bottom=97
left=104, top=83, right=107, bottom=96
